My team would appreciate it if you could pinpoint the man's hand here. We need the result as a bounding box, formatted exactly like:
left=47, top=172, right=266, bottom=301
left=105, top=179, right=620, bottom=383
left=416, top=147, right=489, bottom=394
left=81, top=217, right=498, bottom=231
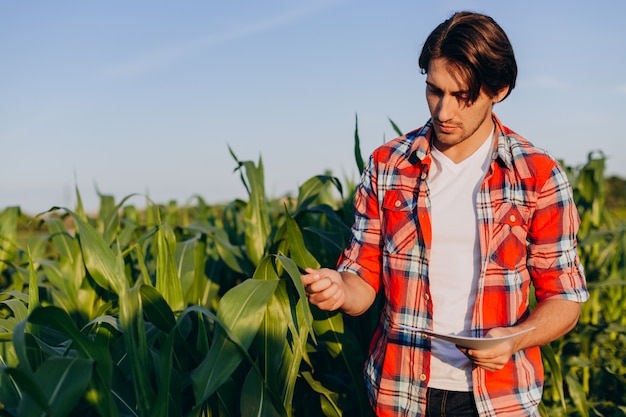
left=300, top=268, right=377, bottom=316
left=458, top=299, right=581, bottom=372
left=301, top=268, right=346, bottom=311
left=457, top=327, right=519, bottom=372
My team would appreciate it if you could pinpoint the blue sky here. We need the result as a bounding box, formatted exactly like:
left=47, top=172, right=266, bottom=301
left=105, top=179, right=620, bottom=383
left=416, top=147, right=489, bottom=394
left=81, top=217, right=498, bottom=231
left=2, top=1, right=625, bottom=214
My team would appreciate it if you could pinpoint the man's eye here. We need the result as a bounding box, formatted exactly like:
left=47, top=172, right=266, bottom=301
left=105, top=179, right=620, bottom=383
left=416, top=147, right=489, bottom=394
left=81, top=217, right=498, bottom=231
left=454, top=94, right=470, bottom=105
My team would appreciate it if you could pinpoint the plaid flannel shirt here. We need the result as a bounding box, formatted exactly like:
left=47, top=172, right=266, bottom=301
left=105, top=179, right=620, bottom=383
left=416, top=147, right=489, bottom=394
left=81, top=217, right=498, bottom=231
left=337, top=114, right=588, bottom=416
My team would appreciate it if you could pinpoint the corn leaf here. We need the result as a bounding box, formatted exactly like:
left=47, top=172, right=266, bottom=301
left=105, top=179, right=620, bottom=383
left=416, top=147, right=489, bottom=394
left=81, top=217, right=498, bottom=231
left=187, top=221, right=255, bottom=276
left=540, top=343, right=566, bottom=411
left=388, top=117, right=402, bottom=136
left=119, top=285, right=156, bottom=415
left=11, top=319, right=36, bottom=375
left=191, top=278, right=278, bottom=403
left=281, top=213, right=319, bottom=270
left=139, top=284, right=176, bottom=333
left=61, top=209, right=126, bottom=295
left=240, top=365, right=284, bottom=417
left=45, top=218, right=77, bottom=262
left=565, top=373, right=590, bottom=417
left=275, top=254, right=314, bottom=337
left=27, top=306, right=120, bottom=417
left=17, top=357, right=94, bottom=417
left=301, top=371, right=342, bottom=417
left=155, top=216, right=185, bottom=313
left=3, top=366, right=51, bottom=416
left=151, top=326, right=180, bottom=417
left=233, top=154, right=271, bottom=266
left=294, top=176, right=343, bottom=215
left=27, top=248, right=39, bottom=314
left=354, top=114, right=365, bottom=174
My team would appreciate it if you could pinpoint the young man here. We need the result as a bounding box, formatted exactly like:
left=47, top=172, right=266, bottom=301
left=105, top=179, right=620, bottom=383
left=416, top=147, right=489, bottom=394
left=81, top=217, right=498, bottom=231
left=301, top=11, right=588, bottom=417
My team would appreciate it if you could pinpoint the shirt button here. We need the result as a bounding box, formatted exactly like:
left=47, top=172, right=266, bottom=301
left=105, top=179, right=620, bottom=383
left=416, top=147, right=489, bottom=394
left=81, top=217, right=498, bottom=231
left=424, top=294, right=430, bottom=301
left=421, top=333, right=428, bottom=340
left=419, top=374, right=427, bottom=381
left=395, top=200, right=401, bottom=208
left=420, top=172, right=427, bottom=180
left=509, top=214, right=516, bottom=223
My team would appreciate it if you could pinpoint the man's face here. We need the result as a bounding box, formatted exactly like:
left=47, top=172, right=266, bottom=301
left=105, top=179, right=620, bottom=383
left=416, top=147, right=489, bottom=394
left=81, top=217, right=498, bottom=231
left=425, top=58, right=505, bottom=161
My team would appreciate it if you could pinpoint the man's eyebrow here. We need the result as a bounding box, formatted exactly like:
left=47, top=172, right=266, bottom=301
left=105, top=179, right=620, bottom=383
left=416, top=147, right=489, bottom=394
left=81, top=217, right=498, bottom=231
left=425, top=80, right=469, bottom=95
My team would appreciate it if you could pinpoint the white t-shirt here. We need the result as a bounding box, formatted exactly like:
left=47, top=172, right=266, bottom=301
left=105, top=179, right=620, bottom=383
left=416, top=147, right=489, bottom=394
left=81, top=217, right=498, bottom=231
left=427, top=131, right=494, bottom=391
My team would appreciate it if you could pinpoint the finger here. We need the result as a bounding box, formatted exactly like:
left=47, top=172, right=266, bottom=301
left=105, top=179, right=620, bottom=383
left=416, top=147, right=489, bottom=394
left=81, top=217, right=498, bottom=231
left=300, top=270, right=322, bottom=287
left=312, top=286, right=343, bottom=311
left=306, top=276, right=333, bottom=294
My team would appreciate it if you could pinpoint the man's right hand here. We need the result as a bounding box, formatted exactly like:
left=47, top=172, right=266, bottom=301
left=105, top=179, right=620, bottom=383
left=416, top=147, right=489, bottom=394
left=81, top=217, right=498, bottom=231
left=300, top=268, right=346, bottom=312
left=300, top=268, right=377, bottom=316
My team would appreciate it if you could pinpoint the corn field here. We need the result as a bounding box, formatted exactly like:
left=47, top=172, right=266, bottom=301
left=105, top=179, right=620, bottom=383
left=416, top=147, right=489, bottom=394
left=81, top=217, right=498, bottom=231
left=0, top=123, right=624, bottom=416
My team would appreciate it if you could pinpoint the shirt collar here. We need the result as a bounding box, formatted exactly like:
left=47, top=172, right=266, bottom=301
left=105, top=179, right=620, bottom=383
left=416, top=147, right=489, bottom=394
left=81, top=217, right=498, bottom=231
left=406, top=113, right=514, bottom=171
left=492, top=113, right=514, bottom=170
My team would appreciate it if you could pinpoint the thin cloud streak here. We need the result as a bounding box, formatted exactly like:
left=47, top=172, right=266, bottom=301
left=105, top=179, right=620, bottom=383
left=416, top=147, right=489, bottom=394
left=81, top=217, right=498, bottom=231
left=102, top=0, right=343, bottom=78
left=519, top=75, right=569, bottom=90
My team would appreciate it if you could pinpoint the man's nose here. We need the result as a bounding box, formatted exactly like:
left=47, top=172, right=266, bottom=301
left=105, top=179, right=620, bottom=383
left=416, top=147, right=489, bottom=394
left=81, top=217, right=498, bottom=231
left=436, top=95, right=456, bottom=122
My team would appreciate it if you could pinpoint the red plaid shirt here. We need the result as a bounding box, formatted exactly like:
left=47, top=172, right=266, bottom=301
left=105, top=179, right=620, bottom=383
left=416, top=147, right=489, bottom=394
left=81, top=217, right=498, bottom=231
left=337, top=115, right=588, bottom=416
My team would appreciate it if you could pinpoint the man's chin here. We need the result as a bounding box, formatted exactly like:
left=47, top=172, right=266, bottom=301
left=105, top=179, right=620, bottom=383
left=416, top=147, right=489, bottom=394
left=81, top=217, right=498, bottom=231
left=433, top=132, right=461, bottom=148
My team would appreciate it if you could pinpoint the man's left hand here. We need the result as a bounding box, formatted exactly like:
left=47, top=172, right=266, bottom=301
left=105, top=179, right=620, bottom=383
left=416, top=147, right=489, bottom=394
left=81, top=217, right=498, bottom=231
left=457, top=327, right=520, bottom=372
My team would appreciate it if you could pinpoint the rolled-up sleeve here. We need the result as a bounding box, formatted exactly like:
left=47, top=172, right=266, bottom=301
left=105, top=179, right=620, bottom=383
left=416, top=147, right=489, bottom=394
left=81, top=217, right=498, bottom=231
left=527, top=163, right=588, bottom=303
left=337, top=155, right=384, bottom=293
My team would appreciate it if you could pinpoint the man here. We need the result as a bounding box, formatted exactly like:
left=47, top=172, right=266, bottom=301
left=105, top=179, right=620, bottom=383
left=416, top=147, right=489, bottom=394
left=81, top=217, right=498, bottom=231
left=301, top=11, right=588, bottom=417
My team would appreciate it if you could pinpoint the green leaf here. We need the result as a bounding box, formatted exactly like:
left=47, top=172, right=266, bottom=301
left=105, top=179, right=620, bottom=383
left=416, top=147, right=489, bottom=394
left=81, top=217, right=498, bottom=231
left=301, top=371, right=342, bottom=417
left=388, top=117, right=403, bottom=137
left=62, top=209, right=127, bottom=295
left=240, top=366, right=284, bottom=417
left=295, top=176, right=343, bottom=215
left=99, top=193, right=139, bottom=245
left=139, top=284, right=176, bottom=333
left=282, top=214, right=319, bottom=269
left=11, top=319, right=35, bottom=375
left=2, top=298, right=29, bottom=323
left=44, top=218, right=77, bottom=262
left=230, top=151, right=271, bottom=266
left=540, top=343, right=566, bottom=411
left=155, top=217, right=185, bottom=313
left=187, top=221, right=255, bottom=276
left=3, top=367, right=52, bottom=416
left=27, top=247, right=40, bottom=316
left=18, top=357, right=94, bottom=417
left=354, top=114, right=365, bottom=174
left=565, top=373, right=590, bottom=417
left=0, top=366, right=21, bottom=411
left=27, top=306, right=120, bottom=417
left=191, top=278, right=278, bottom=402
left=119, top=285, right=156, bottom=415
left=275, top=255, right=314, bottom=338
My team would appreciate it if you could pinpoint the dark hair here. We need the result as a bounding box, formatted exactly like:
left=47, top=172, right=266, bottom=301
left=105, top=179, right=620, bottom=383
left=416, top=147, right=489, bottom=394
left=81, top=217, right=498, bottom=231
left=418, top=11, right=517, bottom=103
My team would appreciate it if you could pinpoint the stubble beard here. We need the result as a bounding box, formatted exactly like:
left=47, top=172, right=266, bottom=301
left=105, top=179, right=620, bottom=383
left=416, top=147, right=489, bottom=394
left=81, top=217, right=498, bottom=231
left=432, top=111, right=492, bottom=154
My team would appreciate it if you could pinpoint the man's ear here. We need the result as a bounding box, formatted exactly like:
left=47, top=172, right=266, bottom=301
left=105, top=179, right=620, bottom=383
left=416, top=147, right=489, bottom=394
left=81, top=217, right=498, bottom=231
left=493, top=86, right=510, bottom=104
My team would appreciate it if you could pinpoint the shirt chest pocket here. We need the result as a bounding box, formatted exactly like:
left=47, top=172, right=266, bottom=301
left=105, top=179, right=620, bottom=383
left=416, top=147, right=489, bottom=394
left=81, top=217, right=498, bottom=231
left=490, top=203, right=531, bottom=270
left=381, top=189, right=418, bottom=253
